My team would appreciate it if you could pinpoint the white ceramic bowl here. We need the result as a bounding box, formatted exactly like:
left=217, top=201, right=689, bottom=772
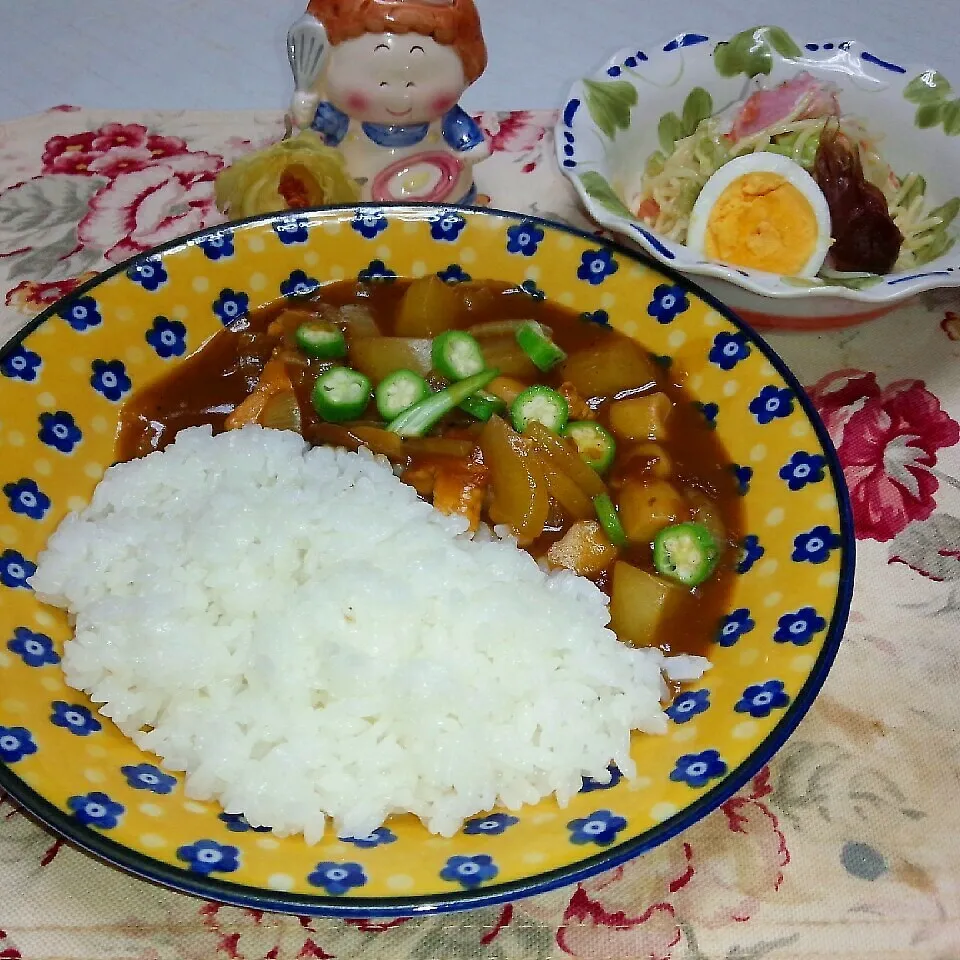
left=557, top=26, right=960, bottom=330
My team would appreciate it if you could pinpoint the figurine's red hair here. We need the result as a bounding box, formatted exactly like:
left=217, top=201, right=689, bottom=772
left=307, top=0, right=487, bottom=83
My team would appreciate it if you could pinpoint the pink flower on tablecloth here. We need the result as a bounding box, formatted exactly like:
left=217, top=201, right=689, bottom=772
left=86, top=145, right=156, bottom=178
left=522, top=769, right=791, bottom=960
left=90, top=122, right=150, bottom=152
left=78, top=152, right=224, bottom=262
left=40, top=124, right=193, bottom=178
left=476, top=110, right=548, bottom=173
left=556, top=881, right=683, bottom=960
left=809, top=370, right=960, bottom=542
left=194, top=906, right=337, bottom=960
left=673, top=771, right=790, bottom=928
left=146, top=133, right=190, bottom=158
left=485, top=110, right=548, bottom=152
left=5, top=273, right=100, bottom=315
left=41, top=132, right=97, bottom=174
left=0, top=928, right=22, bottom=960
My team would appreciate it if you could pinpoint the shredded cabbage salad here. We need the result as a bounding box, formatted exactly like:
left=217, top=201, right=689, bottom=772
left=637, top=72, right=957, bottom=274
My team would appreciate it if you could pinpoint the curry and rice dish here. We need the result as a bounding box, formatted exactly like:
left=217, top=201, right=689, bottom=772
left=119, top=277, right=743, bottom=656
left=33, top=276, right=744, bottom=841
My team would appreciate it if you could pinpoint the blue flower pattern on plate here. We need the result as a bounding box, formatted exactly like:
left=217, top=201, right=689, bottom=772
left=738, top=535, right=764, bottom=574
left=429, top=211, right=467, bottom=242
left=718, top=608, right=755, bottom=646
left=463, top=813, right=519, bottom=836
left=146, top=317, right=187, bottom=359
left=735, top=680, right=790, bottom=718
left=750, top=385, right=794, bottom=424
left=352, top=211, right=388, bottom=239
left=438, top=264, right=471, bottom=284
left=308, top=861, right=367, bottom=895
left=646, top=284, right=689, bottom=323
left=670, top=750, right=727, bottom=788
left=358, top=260, right=397, bottom=283
left=273, top=217, right=310, bottom=245
left=50, top=701, right=102, bottom=737
left=90, top=359, right=132, bottom=402
left=339, top=827, right=397, bottom=848
left=7, top=627, right=59, bottom=667
left=578, top=248, right=618, bottom=285
left=732, top=464, right=752, bottom=494
left=666, top=689, right=710, bottom=723
left=506, top=222, right=544, bottom=256
left=567, top=809, right=627, bottom=846
left=580, top=763, right=623, bottom=793
left=709, top=331, right=750, bottom=370
left=1, top=550, right=35, bottom=590
left=440, top=854, right=498, bottom=889
left=775, top=607, right=827, bottom=645
left=779, top=451, right=827, bottom=491
left=0, top=726, right=37, bottom=763
left=38, top=411, right=82, bottom=453
left=177, top=839, right=240, bottom=875
left=4, top=478, right=51, bottom=520
left=697, top=402, right=719, bottom=428
left=792, top=526, right=841, bottom=564
left=581, top=309, right=610, bottom=327
left=59, top=296, right=102, bottom=332
left=126, top=258, right=168, bottom=291
left=519, top=279, right=546, bottom=300
left=213, top=288, right=249, bottom=326
left=1, top=345, right=41, bottom=381
left=68, top=791, right=124, bottom=829
left=198, top=231, right=234, bottom=260
left=218, top=812, right=272, bottom=833
left=122, top=763, right=177, bottom=794
left=280, top=270, right=320, bottom=298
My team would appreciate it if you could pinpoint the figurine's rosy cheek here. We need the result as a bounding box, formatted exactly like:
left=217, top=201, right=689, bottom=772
left=431, top=92, right=457, bottom=114
left=346, top=91, right=372, bottom=113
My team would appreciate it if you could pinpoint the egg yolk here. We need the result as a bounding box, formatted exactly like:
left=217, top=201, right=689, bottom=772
left=703, top=172, right=818, bottom=275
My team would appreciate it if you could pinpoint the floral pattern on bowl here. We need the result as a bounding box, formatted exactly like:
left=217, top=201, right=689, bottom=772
left=558, top=27, right=960, bottom=328
left=0, top=205, right=852, bottom=916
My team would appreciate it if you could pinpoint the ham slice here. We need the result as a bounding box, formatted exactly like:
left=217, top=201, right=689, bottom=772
left=729, top=72, right=840, bottom=142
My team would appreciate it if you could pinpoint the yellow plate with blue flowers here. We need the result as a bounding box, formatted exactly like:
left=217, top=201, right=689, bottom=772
left=0, top=205, right=853, bottom=916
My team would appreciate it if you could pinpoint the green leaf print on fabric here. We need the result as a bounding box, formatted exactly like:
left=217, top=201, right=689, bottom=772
left=774, top=740, right=926, bottom=830
left=0, top=175, right=105, bottom=250
left=889, top=514, right=960, bottom=582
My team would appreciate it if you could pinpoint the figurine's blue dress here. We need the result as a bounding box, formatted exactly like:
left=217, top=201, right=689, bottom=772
left=311, top=102, right=485, bottom=203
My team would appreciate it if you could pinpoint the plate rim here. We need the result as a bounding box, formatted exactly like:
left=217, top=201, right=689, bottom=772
left=0, top=201, right=856, bottom=917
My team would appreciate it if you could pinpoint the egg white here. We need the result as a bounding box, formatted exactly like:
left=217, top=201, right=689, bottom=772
left=686, top=153, right=833, bottom=278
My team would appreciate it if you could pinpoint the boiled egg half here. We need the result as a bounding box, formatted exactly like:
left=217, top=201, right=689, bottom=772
left=686, top=153, right=832, bottom=277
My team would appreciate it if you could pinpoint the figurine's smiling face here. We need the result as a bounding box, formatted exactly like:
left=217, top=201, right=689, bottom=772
left=325, top=33, right=467, bottom=125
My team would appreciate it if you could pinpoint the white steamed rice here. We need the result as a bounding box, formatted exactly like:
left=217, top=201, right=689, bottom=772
left=31, top=425, right=708, bottom=841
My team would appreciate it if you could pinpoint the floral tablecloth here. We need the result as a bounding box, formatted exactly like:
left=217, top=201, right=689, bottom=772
left=1, top=107, right=960, bottom=960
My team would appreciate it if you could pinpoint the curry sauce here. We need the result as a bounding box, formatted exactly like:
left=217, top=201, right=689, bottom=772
left=118, top=279, right=743, bottom=657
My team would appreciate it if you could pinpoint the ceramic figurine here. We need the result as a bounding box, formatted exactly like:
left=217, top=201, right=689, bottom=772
left=287, top=0, right=490, bottom=204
